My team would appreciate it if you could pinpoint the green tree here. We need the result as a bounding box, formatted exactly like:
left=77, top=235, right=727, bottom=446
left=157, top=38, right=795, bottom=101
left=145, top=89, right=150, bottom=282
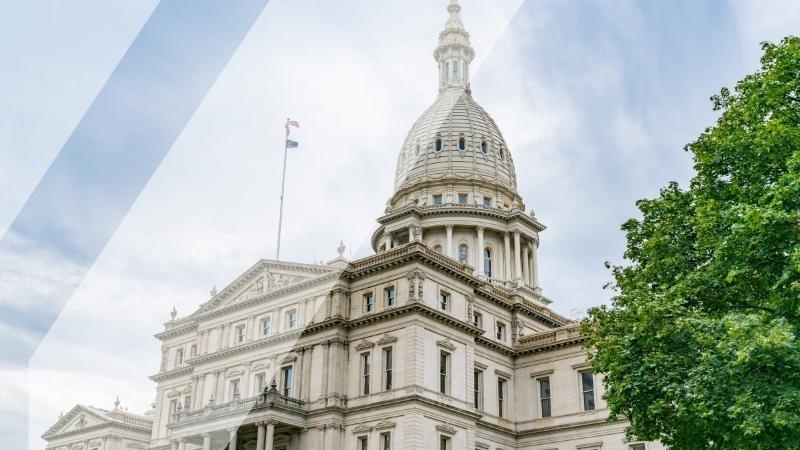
left=583, top=36, right=800, bottom=450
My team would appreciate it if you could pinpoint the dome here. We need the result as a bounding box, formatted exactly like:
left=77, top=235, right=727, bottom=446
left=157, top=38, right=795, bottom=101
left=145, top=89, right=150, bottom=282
left=393, top=88, right=517, bottom=195
left=390, top=0, right=518, bottom=204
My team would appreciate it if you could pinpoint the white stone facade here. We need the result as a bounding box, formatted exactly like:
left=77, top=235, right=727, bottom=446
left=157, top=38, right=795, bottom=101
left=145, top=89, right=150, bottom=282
left=45, top=2, right=665, bottom=449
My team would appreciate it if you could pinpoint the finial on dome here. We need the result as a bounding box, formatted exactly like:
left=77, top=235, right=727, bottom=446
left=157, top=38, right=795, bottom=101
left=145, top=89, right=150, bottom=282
left=170, top=306, right=177, bottom=320
left=337, top=241, right=346, bottom=257
left=210, top=285, right=217, bottom=297
left=114, top=396, right=120, bottom=410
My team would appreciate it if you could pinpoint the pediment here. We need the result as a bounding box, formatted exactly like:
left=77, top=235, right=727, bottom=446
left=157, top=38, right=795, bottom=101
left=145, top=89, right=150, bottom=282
left=43, top=405, right=109, bottom=438
left=196, top=260, right=336, bottom=315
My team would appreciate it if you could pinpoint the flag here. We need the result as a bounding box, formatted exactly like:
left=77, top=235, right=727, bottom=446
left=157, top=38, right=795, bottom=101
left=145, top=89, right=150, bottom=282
left=286, top=139, right=299, bottom=148
left=285, top=119, right=299, bottom=136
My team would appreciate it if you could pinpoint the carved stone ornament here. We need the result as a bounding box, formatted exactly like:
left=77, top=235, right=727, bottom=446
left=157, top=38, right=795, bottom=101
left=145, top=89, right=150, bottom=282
left=376, top=334, right=398, bottom=345
left=75, top=415, right=87, bottom=429
left=435, top=423, right=456, bottom=435
left=374, top=419, right=396, bottom=430
left=351, top=424, right=373, bottom=434
left=354, top=340, right=375, bottom=351
left=436, top=339, right=456, bottom=352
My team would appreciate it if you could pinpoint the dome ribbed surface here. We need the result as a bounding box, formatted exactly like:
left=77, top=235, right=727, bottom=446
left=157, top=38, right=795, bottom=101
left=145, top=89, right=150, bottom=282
left=393, top=88, right=517, bottom=194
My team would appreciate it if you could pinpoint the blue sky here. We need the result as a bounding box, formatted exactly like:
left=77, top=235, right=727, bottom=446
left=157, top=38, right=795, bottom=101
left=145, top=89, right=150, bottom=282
left=1, top=0, right=798, bottom=447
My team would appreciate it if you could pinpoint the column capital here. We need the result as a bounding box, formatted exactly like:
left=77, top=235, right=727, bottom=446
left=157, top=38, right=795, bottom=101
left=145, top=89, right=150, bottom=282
left=201, top=432, right=212, bottom=438
left=445, top=224, right=453, bottom=230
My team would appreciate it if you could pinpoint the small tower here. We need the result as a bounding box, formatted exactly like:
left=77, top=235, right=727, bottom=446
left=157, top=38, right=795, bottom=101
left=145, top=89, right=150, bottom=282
left=434, top=0, right=475, bottom=91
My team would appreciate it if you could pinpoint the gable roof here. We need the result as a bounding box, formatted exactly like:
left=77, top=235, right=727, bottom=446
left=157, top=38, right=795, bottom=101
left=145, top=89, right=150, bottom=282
left=42, top=404, right=151, bottom=440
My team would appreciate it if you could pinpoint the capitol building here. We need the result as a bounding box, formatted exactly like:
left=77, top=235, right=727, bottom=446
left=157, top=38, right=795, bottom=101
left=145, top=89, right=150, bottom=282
left=43, top=2, right=664, bottom=450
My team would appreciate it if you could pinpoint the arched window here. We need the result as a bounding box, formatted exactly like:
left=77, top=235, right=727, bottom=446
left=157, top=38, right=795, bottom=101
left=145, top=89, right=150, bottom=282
left=458, top=244, right=469, bottom=265
left=450, top=59, right=460, bottom=81
left=499, top=147, right=504, bottom=159
left=435, top=139, right=442, bottom=152
left=433, top=244, right=443, bottom=254
left=458, top=137, right=466, bottom=150
left=483, top=248, right=493, bottom=278
left=481, top=141, right=488, bottom=154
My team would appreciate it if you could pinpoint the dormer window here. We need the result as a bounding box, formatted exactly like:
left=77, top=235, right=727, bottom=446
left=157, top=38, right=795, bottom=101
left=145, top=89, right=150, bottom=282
left=435, top=139, right=442, bottom=152
left=433, top=194, right=443, bottom=205
left=458, top=193, right=468, bottom=205
left=458, top=137, right=465, bottom=150
left=481, top=141, right=488, bottom=154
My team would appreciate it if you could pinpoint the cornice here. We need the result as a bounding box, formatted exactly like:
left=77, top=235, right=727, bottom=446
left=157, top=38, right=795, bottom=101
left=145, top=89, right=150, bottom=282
left=149, top=365, right=193, bottom=383
left=154, top=322, right=198, bottom=340
left=376, top=204, right=546, bottom=232
left=186, top=330, right=304, bottom=366
left=474, top=336, right=514, bottom=356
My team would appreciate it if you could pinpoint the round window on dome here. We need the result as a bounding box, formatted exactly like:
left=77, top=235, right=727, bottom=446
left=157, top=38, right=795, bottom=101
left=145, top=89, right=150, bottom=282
left=481, top=141, right=488, bottom=154
left=458, top=137, right=466, bottom=151
left=435, top=139, right=442, bottom=152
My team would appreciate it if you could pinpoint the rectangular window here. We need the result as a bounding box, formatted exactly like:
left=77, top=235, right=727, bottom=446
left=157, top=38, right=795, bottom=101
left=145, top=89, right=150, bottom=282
left=168, top=398, right=178, bottom=422
left=364, top=292, right=374, bottom=313
left=433, top=194, right=443, bottom=205
left=281, top=366, right=294, bottom=397
left=189, top=344, right=197, bottom=357
left=361, top=352, right=372, bottom=395
left=472, top=311, right=482, bottom=328
left=538, top=377, right=552, bottom=418
left=262, top=317, right=272, bottom=336
left=230, top=379, right=240, bottom=399
left=255, top=373, right=266, bottom=394
left=184, top=395, right=191, bottom=411
left=473, top=370, right=483, bottom=409
left=384, top=286, right=396, bottom=307
left=458, top=193, right=468, bottom=205
left=439, top=436, right=451, bottom=450
left=380, top=432, right=391, bottom=450
left=581, top=370, right=596, bottom=411
left=175, top=348, right=184, bottom=366
left=498, top=378, right=507, bottom=418
left=439, top=351, right=450, bottom=394
left=357, top=436, right=368, bottom=450
left=630, top=445, right=646, bottom=450
left=483, top=196, right=492, bottom=207
left=496, top=322, right=506, bottom=341
left=383, top=347, right=393, bottom=390
left=286, top=309, right=298, bottom=329
left=236, top=325, right=246, bottom=343
left=439, top=291, right=450, bottom=310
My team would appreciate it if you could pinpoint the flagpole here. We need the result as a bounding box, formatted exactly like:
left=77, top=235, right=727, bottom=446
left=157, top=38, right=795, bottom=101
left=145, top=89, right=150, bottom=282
left=276, top=137, right=289, bottom=260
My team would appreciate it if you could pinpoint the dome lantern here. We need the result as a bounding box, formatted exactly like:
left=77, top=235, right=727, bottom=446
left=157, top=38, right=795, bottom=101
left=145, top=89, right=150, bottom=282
left=434, top=0, right=475, bottom=91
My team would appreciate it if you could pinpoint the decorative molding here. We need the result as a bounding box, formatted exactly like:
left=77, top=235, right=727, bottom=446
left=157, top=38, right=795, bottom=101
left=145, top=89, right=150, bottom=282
left=475, top=443, right=490, bottom=450
left=436, top=423, right=456, bottom=435
left=494, top=368, right=512, bottom=379
left=376, top=334, right=398, bottom=346
left=374, top=419, right=396, bottom=430
left=436, top=339, right=456, bottom=352
left=576, top=442, right=603, bottom=449
left=354, top=340, right=375, bottom=351
left=530, top=369, right=554, bottom=379
left=474, top=361, right=488, bottom=370
left=351, top=424, right=373, bottom=434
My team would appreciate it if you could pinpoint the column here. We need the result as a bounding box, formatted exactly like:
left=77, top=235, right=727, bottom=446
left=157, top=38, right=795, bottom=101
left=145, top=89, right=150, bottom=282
left=320, top=341, right=330, bottom=400
left=445, top=225, right=453, bottom=258
left=215, top=370, right=224, bottom=402
left=170, top=440, right=178, bottom=450
left=522, top=245, right=530, bottom=285
left=302, top=346, right=313, bottom=401
left=503, top=232, right=511, bottom=281
left=177, top=438, right=186, bottom=450
left=296, top=347, right=305, bottom=401
left=513, top=231, right=522, bottom=281
left=202, top=433, right=211, bottom=450
left=217, top=324, right=225, bottom=350
left=228, top=428, right=238, bottom=450
left=408, top=226, right=414, bottom=243
left=531, top=241, right=539, bottom=288
left=265, top=421, right=276, bottom=450
left=475, top=227, right=485, bottom=277
left=256, top=423, right=266, bottom=450
left=247, top=316, right=255, bottom=341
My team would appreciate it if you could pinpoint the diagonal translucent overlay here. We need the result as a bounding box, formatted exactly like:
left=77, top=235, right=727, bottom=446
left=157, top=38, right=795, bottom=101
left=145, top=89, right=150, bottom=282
left=0, top=1, right=269, bottom=447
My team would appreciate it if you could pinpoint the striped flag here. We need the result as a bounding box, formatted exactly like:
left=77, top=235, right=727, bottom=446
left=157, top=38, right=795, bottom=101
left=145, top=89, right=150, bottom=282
left=285, top=119, right=299, bottom=136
